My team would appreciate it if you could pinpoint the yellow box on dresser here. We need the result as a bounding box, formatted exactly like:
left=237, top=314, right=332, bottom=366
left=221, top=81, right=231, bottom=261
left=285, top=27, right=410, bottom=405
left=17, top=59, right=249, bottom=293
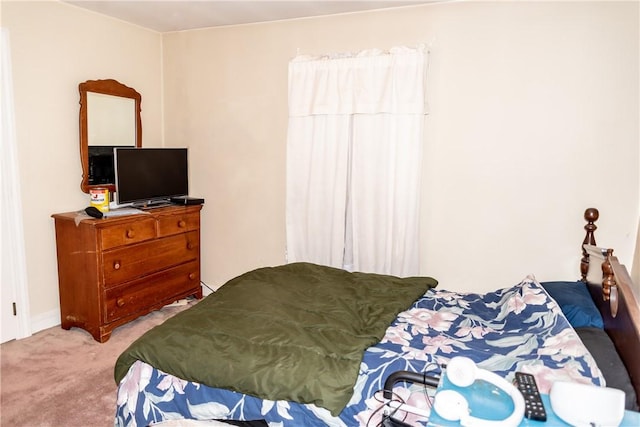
left=51, top=205, right=203, bottom=343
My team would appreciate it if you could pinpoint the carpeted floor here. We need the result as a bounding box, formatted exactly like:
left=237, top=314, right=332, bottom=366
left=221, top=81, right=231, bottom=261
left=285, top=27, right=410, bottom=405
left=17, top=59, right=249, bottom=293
left=0, top=300, right=195, bottom=427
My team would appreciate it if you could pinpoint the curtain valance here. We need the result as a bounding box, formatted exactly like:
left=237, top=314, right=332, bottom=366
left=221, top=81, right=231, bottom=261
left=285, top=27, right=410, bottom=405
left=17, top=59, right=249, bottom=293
left=288, top=46, right=427, bottom=116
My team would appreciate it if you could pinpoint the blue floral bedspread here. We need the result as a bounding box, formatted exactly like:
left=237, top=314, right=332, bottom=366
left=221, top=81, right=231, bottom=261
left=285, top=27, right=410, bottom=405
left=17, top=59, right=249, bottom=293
left=115, top=276, right=603, bottom=426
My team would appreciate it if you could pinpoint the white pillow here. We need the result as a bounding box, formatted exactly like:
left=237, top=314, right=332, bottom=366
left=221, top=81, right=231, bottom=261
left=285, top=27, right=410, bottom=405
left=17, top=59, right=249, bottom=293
left=584, top=244, right=606, bottom=285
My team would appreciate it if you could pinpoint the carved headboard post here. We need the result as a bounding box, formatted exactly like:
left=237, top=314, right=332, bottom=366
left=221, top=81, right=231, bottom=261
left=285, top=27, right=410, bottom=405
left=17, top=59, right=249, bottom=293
left=581, top=208, right=599, bottom=281
left=602, top=249, right=614, bottom=300
left=602, top=248, right=620, bottom=317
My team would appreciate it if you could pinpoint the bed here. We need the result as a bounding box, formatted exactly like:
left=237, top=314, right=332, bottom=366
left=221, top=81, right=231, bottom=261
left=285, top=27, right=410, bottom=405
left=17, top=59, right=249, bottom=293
left=114, top=208, right=640, bottom=426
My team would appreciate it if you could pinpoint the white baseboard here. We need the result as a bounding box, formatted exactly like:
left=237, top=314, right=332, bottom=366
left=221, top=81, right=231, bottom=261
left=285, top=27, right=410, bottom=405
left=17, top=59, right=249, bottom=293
left=30, top=309, right=60, bottom=335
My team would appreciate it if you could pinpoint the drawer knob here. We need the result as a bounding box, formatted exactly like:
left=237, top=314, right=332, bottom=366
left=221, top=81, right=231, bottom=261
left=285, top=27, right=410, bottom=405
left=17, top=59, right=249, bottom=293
left=189, top=273, right=197, bottom=281
left=178, top=220, right=186, bottom=228
left=126, top=229, right=135, bottom=239
left=187, top=241, right=194, bottom=250
left=116, top=298, right=125, bottom=307
left=113, top=261, right=121, bottom=270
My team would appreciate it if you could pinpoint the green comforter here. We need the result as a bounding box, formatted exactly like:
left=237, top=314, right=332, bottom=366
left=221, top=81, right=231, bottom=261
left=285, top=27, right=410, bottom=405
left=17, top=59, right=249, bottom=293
left=114, top=262, right=437, bottom=415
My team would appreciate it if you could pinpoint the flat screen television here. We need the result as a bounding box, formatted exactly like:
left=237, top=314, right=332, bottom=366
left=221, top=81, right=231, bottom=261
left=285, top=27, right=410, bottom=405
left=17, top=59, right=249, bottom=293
left=113, top=147, right=188, bottom=207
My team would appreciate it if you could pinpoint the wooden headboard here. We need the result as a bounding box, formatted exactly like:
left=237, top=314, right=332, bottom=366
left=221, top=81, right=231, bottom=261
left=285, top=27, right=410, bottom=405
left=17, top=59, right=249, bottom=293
left=580, top=208, right=640, bottom=408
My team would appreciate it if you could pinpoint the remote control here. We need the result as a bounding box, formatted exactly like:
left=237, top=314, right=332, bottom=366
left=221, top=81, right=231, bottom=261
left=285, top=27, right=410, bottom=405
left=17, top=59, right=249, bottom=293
left=515, top=372, right=547, bottom=422
left=84, top=206, right=104, bottom=219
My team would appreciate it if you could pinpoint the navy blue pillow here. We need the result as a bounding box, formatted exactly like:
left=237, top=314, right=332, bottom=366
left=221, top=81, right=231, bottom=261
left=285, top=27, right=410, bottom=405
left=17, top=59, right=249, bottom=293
left=541, top=281, right=604, bottom=329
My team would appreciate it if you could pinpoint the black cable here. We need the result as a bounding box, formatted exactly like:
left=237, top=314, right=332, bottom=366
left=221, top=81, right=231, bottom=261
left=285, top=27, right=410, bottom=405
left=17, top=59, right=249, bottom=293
left=200, top=280, right=216, bottom=293
left=370, top=362, right=444, bottom=427
left=381, top=365, right=441, bottom=425
left=421, top=372, right=435, bottom=409
left=367, top=389, right=409, bottom=427
left=366, top=390, right=388, bottom=426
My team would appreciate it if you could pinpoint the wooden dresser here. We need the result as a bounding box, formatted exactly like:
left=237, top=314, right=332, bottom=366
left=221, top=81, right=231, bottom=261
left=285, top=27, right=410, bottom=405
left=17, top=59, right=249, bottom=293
left=51, top=205, right=203, bottom=342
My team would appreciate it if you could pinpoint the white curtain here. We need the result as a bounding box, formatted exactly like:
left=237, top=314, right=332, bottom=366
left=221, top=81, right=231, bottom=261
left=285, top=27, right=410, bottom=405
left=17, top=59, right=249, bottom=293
left=1, top=28, right=31, bottom=342
left=286, top=46, right=427, bottom=276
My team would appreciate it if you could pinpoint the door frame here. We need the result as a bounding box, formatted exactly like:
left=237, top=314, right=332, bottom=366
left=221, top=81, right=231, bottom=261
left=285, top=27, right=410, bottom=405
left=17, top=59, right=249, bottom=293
left=1, top=27, right=31, bottom=343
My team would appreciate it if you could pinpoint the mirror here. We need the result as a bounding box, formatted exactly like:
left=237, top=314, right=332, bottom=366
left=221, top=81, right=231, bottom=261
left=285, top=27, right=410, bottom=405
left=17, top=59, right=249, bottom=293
left=79, top=79, right=142, bottom=193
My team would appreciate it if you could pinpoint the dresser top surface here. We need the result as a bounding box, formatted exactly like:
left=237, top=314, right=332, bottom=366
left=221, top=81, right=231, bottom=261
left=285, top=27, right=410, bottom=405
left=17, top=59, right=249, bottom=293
left=52, top=204, right=202, bottom=223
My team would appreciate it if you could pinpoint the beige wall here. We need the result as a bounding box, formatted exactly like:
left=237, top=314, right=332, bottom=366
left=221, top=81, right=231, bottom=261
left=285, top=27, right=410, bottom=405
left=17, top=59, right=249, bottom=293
left=163, top=1, right=639, bottom=293
left=2, top=0, right=639, bottom=332
left=1, top=0, right=162, bottom=327
left=633, top=219, right=640, bottom=298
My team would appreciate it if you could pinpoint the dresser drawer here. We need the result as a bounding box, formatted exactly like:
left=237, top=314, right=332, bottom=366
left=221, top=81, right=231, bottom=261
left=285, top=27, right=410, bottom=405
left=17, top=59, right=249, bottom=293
left=102, top=231, right=199, bottom=287
left=100, top=217, right=157, bottom=250
left=157, top=211, right=200, bottom=237
left=104, top=261, right=200, bottom=323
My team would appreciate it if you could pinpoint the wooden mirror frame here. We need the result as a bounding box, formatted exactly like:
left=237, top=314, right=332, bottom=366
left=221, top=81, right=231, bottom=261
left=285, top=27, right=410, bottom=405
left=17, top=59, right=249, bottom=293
left=79, top=79, right=142, bottom=193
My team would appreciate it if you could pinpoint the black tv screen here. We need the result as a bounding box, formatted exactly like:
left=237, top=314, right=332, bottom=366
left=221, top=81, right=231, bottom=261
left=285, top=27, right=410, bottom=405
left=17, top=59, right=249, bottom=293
left=114, top=147, right=188, bottom=206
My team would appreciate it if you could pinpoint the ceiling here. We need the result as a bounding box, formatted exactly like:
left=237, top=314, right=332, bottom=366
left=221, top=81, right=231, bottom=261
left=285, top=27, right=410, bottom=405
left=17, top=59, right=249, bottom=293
left=63, top=1, right=434, bottom=33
